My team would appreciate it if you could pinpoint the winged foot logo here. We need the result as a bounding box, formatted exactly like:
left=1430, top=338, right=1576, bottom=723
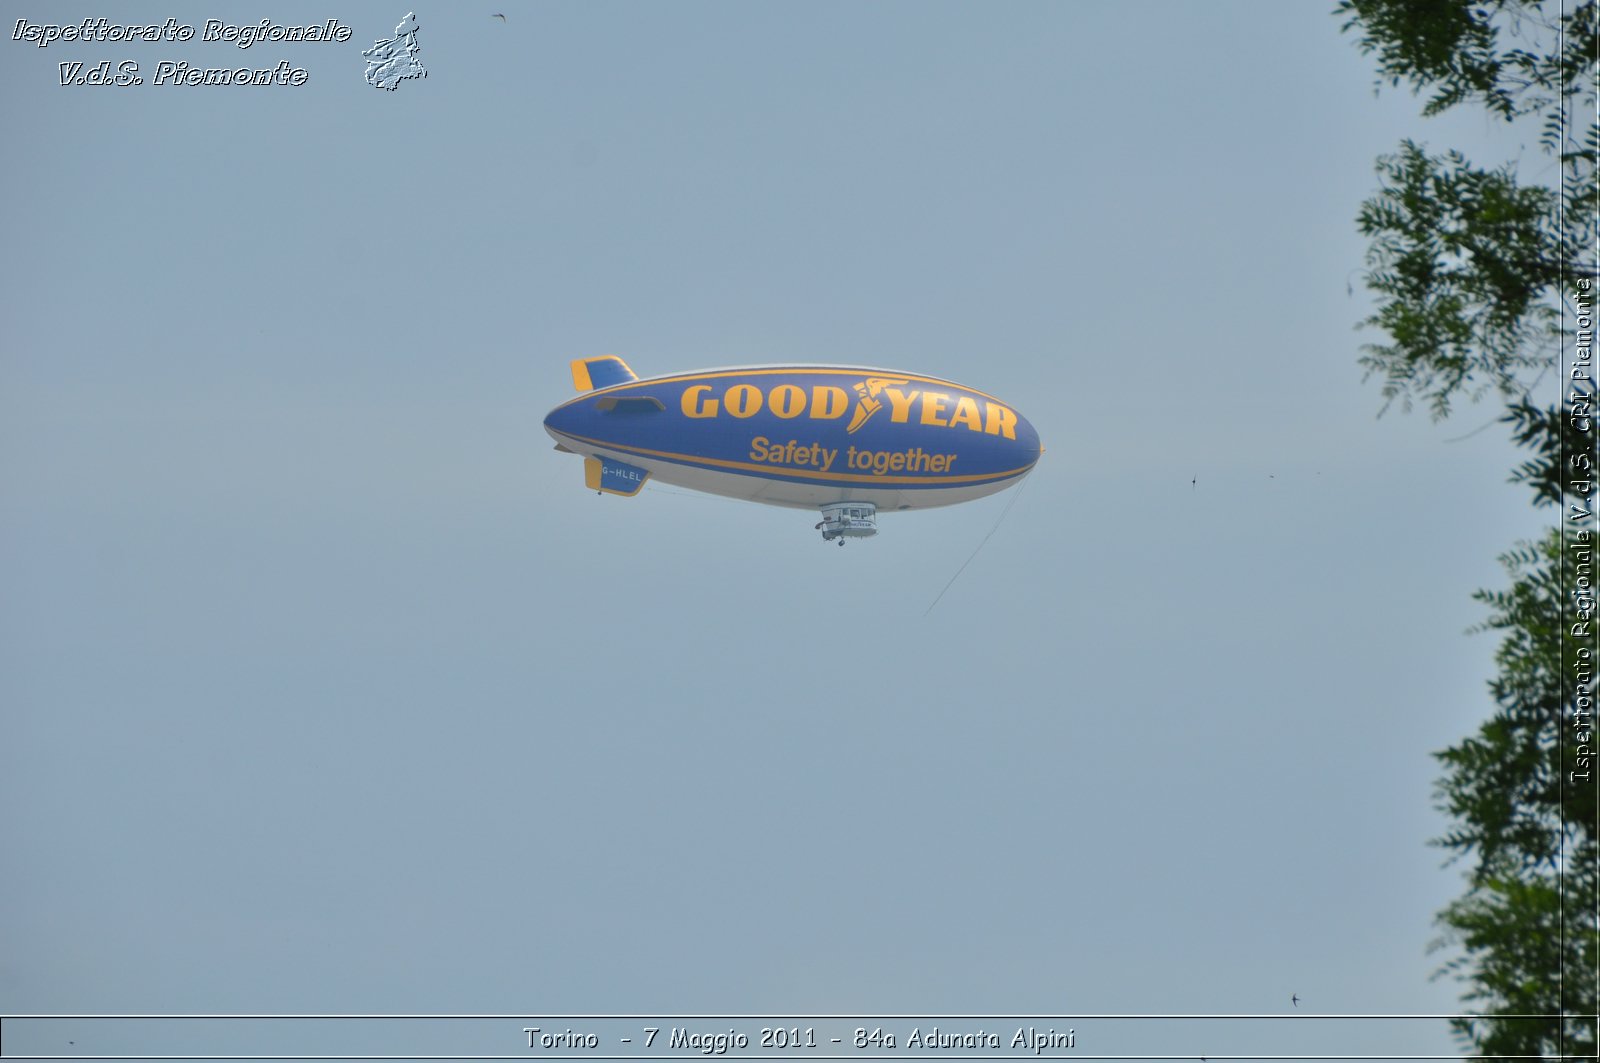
left=847, top=377, right=911, bottom=433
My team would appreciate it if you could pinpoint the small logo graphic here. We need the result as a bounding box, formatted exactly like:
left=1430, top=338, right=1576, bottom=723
left=363, top=12, right=425, bottom=91
left=846, top=376, right=911, bottom=434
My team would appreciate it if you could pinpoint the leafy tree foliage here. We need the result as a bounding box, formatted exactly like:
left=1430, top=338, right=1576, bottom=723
left=1339, top=0, right=1596, bottom=419
left=1355, top=141, right=1564, bottom=417
left=1338, top=1, right=1598, bottom=1057
left=1504, top=397, right=1596, bottom=507
left=1436, top=532, right=1597, bottom=1057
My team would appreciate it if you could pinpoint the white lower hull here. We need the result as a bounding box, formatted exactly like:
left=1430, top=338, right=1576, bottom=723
left=551, top=430, right=1027, bottom=511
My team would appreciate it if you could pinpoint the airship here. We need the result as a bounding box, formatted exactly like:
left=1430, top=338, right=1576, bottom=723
left=543, top=356, right=1042, bottom=543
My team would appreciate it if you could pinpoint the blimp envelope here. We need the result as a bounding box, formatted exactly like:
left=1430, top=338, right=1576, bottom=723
left=544, top=356, right=1042, bottom=542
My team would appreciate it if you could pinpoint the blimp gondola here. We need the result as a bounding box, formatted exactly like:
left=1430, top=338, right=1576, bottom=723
left=543, top=356, right=1042, bottom=543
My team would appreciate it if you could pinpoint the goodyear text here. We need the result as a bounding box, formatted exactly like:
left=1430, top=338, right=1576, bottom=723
left=684, top=382, right=1017, bottom=439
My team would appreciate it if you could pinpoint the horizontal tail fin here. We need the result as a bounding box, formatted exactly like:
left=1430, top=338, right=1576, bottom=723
left=584, top=455, right=650, bottom=496
left=570, top=355, right=637, bottom=392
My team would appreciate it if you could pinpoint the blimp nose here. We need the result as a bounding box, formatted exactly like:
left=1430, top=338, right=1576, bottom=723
left=1014, top=413, right=1043, bottom=466
left=543, top=402, right=583, bottom=447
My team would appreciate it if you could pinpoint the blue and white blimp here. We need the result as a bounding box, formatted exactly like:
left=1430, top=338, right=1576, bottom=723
left=543, top=356, right=1043, bottom=544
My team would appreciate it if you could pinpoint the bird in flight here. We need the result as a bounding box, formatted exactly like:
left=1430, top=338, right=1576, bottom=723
left=492, top=12, right=507, bottom=20
left=1292, top=993, right=1300, bottom=1007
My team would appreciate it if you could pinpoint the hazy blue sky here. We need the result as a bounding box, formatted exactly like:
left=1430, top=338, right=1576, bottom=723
left=1, top=2, right=1559, bottom=1059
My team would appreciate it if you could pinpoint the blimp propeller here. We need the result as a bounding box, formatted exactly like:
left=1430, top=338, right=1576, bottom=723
left=544, top=357, right=1041, bottom=543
